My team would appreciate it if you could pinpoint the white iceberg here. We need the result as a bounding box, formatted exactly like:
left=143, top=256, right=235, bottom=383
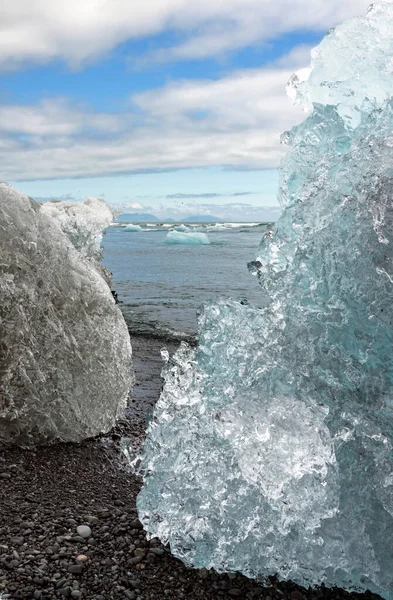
left=165, top=231, right=210, bottom=245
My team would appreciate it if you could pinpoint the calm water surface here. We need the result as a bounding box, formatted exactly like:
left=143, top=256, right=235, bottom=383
left=102, top=224, right=267, bottom=339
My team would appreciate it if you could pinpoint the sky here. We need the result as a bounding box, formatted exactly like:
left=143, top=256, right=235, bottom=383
left=1, top=0, right=372, bottom=221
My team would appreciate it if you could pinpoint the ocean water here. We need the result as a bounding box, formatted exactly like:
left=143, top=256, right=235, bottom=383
left=101, top=223, right=268, bottom=340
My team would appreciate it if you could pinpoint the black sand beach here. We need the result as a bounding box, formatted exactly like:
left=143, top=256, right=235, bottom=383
left=0, top=335, right=381, bottom=600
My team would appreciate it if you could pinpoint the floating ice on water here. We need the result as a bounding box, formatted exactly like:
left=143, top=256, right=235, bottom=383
left=165, top=231, right=210, bottom=245
left=135, top=3, right=393, bottom=598
left=0, top=184, right=133, bottom=447
left=124, top=224, right=142, bottom=232
left=173, top=224, right=190, bottom=232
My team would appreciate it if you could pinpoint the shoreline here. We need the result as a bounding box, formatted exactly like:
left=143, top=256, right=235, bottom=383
left=0, top=334, right=382, bottom=600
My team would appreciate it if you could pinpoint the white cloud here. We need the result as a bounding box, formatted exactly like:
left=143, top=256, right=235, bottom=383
left=0, top=98, right=124, bottom=136
left=0, top=64, right=304, bottom=180
left=122, top=201, right=283, bottom=222
left=0, top=0, right=373, bottom=69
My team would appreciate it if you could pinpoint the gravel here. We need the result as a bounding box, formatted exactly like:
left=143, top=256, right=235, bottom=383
left=0, top=335, right=382, bottom=600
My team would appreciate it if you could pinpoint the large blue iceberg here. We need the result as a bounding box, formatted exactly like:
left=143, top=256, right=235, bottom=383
left=136, top=3, right=393, bottom=598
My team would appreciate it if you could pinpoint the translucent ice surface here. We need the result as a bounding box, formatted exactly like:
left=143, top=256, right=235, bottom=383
left=124, top=224, right=142, bottom=232
left=165, top=231, right=210, bottom=245
left=136, top=3, right=393, bottom=598
left=40, top=197, right=113, bottom=261
left=173, top=224, right=190, bottom=232
left=0, top=184, right=133, bottom=447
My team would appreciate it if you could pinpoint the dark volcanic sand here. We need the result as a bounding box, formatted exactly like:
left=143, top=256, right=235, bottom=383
left=0, top=335, right=382, bottom=600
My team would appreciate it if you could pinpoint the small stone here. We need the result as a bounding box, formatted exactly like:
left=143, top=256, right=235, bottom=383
left=76, top=526, right=91, bottom=539
left=10, top=536, right=24, bottom=546
left=228, top=589, right=243, bottom=598
left=76, top=554, right=88, bottom=562
left=129, top=520, right=143, bottom=530
left=83, top=515, right=98, bottom=524
left=58, top=587, right=71, bottom=597
left=33, top=592, right=42, bottom=600
left=71, top=592, right=83, bottom=598
left=9, top=559, right=19, bottom=567
left=68, top=565, right=84, bottom=575
left=149, top=548, right=165, bottom=556
left=0, top=473, right=11, bottom=479
left=149, top=538, right=160, bottom=547
left=146, top=553, right=156, bottom=563
left=290, top=592, right=304, bottom=600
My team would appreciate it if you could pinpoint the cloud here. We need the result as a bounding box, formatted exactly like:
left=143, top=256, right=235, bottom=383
left=0, top=98, right=124, bottom=136
left=29, top=193, right=78, bottom=202
left=0, top=0, right=372, bottom=69
left=0, top=64, right=305, bottom=180
left=131, top=201, right=283, bottom=222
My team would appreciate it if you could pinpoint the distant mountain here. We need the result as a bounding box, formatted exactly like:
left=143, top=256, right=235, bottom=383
left=183, top=215, right=223, bottom=222
left=116, top=213, right=159, bottom=222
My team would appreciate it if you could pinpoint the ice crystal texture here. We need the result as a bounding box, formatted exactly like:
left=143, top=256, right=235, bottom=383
left=40, top=197, right=113, bottom=261
left=136, top=3, right=393, bottom=598
left=0, top=184, right=133, bottom=447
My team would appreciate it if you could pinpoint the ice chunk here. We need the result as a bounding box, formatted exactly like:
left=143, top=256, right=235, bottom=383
left=124, top=224, right=142, bottom=232
left=40, top=197, right=113, bottom=261
left=0, top=183, right=133, bottom=447
left=287, top=1, right=393, bottom=125
left=135, top=3, right=393, bottom=598
left=173, top=224, right=190, bottom=232
left=165, top=231, right=210, bottom=245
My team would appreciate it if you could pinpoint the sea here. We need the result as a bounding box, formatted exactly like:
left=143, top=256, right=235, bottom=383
left=101, top=222, right=269, bottom=341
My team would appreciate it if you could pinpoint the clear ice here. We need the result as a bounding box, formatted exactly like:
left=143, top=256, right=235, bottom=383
left=165, top=231, right=210, bottom=245
left=136, top=3, right=393, bottom=598
left=0, top=184, right=133, bottom=447
left=40, top=197, right=113, bottom=261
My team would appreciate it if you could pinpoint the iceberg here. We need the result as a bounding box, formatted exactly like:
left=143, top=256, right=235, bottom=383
left=0, top=184, right=133, bottom=447
left=165, top=231, right=210, bottom=245
left=124, top=224, right=142, bottom=232
left=135, top=3, right=393, bottom=598
left=173, top=224, right=190, bottom=232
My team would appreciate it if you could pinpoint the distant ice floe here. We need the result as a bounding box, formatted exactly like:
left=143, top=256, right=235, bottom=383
left=165, top=231, right=210, bottom=245
left=173, top=224, right=190, bottom=232
left=124, top=224, right=142, bottom=232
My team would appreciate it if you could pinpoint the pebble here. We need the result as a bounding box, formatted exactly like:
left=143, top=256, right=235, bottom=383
left=83, top=515, right=99, bottom=524
left=71, top=591, right=83, bottom=598
left=76, top=525, right=91, bottom=539
left=0, top=473, right=11, bottom=479
left=10, top=536, right=24, bottom=546
left=68, top=565, right=84, bottom=575
left=149, top=547, right=165, bottom=556
left=76, top=554, right=89, bottom=562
